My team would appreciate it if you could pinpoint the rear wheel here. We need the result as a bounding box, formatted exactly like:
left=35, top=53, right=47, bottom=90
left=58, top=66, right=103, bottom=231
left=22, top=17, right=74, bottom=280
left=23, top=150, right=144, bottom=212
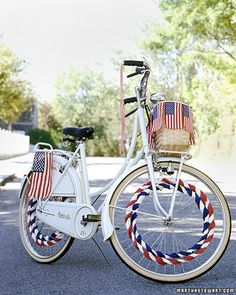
left=19, top=178, right=74, bottom=263
left=109, top=162, right=231, bottom=282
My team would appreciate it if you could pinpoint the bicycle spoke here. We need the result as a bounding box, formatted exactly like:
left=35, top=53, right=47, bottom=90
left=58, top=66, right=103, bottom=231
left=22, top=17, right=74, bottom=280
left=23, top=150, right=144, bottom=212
left=110, top=163, right=231, bottom=282
left=174, top=197, right=194, bottom=213
left=110, top=205, right=164, bottom=220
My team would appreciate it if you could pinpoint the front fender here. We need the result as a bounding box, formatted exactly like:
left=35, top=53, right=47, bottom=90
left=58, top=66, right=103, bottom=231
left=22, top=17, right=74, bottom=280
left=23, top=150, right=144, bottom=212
left=101, top=161, right=146, bottom=241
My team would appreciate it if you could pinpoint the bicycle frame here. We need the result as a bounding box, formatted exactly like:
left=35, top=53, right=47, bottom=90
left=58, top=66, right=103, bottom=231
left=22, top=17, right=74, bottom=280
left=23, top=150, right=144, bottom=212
left=18, top=60, right=232, bottom=283
left=27, top=67, right=188, bottom=242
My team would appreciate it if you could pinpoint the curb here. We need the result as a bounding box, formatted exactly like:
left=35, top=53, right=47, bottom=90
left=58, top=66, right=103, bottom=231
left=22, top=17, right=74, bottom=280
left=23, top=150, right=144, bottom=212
left=0, top=173, right=16, bottom=187
left=0, top=152, right=29, bottom=160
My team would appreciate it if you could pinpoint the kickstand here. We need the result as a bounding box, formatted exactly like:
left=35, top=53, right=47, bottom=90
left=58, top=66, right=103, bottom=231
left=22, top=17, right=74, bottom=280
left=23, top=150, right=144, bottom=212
left=92, top=237, right=112, bottom=267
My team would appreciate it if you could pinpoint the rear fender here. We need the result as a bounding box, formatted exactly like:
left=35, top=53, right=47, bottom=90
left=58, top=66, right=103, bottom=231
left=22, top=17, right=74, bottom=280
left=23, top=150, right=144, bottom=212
left=18, top=172, right=31, bottom=199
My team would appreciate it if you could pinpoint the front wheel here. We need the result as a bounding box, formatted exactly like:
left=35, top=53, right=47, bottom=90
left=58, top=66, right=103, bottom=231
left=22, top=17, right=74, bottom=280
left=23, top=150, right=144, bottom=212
left=109, top=162, right=231, bottom=282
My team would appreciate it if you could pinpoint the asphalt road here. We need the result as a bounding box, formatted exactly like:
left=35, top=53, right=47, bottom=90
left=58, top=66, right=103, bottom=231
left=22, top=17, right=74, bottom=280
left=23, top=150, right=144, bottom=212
left=0, top=154, right=236, bottom=295
left=0, top=174, right=235, bottom=295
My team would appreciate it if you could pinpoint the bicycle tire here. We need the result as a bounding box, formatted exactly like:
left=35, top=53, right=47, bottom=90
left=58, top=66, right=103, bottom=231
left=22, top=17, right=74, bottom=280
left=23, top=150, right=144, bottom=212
left=19, top=175, right=74, bottom=264
left=109, top=162, right=231, bottom=282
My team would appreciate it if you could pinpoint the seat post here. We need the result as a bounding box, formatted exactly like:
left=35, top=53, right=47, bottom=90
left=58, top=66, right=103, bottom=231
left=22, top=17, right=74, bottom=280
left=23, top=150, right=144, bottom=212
left=77, top=140, right=91, bottom=205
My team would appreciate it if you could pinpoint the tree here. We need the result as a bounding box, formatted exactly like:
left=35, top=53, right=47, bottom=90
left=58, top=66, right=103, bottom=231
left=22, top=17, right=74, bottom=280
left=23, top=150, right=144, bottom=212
left=0, top=43, right=35, bottom=128
left=38, top=101, right=62, bottom=145
left=143, top=0, right=236, bottom=139
left=53, top=68, right=121, bottom=156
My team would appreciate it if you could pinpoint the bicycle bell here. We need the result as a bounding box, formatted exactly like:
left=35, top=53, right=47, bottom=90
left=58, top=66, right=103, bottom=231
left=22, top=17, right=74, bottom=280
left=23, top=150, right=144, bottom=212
left=150, top=92, right=166, bottom=104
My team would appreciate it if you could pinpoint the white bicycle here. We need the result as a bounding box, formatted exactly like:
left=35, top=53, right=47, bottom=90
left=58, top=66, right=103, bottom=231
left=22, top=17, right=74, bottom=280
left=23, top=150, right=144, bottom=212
left=19, top=60, right=231, bottom=282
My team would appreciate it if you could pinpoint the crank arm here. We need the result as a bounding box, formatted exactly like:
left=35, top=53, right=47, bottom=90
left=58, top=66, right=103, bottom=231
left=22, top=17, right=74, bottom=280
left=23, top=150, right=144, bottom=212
left=81, top=214, right=101, bottom=225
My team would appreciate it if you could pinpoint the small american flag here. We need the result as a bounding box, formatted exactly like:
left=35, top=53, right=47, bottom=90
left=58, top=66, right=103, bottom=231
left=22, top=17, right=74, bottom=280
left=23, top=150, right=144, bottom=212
left=182, top=104, right=195, bottom=144
left=27, top=151, right=53, bottom=200
left=183, top=104, right=193, bottom=133
left=148, top=101, right=195, bottom=146
left=151, top=102, right=164, bottom=132
left=148, top=102, right=164, bottom=148
left=165, top=101, right=183, bottom=129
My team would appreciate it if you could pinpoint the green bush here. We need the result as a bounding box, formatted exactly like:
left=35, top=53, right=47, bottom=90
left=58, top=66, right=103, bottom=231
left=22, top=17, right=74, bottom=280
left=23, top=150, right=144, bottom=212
left=27, top=128, right=57, bottom=148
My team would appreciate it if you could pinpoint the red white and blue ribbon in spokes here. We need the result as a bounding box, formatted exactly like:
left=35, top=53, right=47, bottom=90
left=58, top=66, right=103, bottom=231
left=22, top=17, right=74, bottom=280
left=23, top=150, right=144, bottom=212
left=27, top=196, right=64, bottom=246
left=125, top=178, right=215, bottom=265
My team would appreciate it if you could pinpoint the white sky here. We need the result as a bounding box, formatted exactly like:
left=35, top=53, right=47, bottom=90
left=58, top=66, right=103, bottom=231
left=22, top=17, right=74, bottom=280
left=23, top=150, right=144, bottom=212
left=0, top=0, right=161, bottom=100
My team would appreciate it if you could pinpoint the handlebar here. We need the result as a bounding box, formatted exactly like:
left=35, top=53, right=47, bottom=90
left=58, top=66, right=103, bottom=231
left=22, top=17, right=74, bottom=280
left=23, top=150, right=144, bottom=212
left=124, top=97, right=137, bottom=104
left=122, top=59, right=151, bottom=110
left=123, top=60, right=144, bottom=67
left=123, top=60, right=150, bottom=79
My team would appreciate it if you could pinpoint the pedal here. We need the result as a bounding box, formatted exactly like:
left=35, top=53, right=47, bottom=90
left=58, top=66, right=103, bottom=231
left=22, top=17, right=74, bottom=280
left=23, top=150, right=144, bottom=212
left=82, top=214, right=101, bottom=223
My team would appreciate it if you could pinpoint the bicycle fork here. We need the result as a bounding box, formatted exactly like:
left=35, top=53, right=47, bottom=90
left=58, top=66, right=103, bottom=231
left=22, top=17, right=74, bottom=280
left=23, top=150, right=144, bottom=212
left=146, top=152, right=187, bottom=223
left=136, top=85, right=188, bottom=224
left=167, top=155, right=186, bottom=219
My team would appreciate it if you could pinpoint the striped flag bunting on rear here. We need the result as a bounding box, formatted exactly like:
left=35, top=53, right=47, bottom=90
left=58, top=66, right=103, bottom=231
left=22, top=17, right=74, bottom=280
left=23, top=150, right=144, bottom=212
left=27, top=151, right=53, bottom=200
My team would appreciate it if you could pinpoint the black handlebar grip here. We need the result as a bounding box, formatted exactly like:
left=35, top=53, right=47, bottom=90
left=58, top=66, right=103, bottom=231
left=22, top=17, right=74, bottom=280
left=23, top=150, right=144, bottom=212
left=127, top=72, right=140, bottom=78
left=123, top=60, right=144, bottom=67
left=124, top=97, right=137, bottom=104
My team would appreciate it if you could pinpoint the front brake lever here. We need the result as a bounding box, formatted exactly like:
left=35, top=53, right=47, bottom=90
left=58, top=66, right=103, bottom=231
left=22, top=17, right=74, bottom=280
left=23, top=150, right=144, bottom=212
left=125, top=107, right=138, bottom=118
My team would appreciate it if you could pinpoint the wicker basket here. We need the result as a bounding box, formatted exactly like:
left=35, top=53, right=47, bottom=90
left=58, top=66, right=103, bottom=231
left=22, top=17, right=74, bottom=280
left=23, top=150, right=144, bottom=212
left=148, top=101, right=195, bottom=157
left=153, top=124, right=190, bottom=157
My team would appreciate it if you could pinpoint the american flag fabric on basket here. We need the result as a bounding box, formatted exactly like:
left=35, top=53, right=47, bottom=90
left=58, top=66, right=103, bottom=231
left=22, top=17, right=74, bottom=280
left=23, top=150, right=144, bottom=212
left=27, top=151, right=53, bottom=200
left=148, top=101, right=195, bottom=146
left=147, top=102, right=164, bottom=144
left=165, top=101, right=184, bottom=129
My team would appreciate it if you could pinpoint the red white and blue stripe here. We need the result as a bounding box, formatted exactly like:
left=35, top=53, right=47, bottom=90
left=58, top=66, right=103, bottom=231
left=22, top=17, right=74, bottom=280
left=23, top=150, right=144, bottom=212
left=125, top=178, right=215, bottom=265
left=27, top=196, right=64, bottom=246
